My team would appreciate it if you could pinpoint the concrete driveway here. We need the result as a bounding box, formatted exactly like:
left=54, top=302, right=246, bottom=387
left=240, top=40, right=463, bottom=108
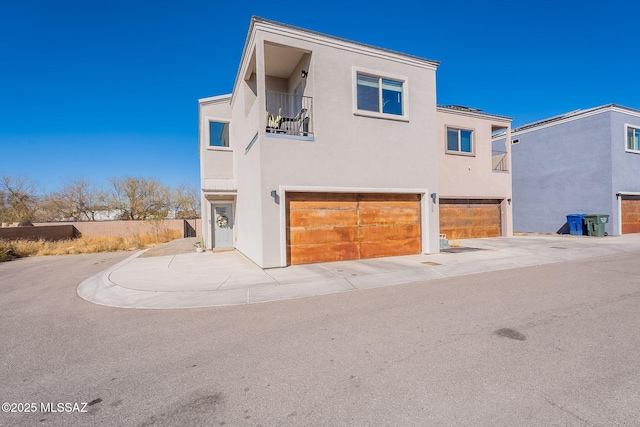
left=78, top=234, right=640, bottom=309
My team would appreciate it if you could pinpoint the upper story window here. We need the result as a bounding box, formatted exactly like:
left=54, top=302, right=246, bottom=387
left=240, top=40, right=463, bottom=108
left=357, top=74, right=404, bottom=115
left=209, top=121, right=230, bottom=147
left=626, top=125, right=640, bottom=153
left=446, top=127, right=474, bottom=155
left=353, top=67, right=408, bottom=121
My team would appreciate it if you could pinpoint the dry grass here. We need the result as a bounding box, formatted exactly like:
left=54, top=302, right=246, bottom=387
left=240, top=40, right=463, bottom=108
left=0, top=240, right=16, bottom=262
left=0, top=229, right=182, bottom=261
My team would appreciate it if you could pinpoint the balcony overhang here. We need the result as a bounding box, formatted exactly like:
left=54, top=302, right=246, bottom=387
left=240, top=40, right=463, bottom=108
left=264, top=43, right=307, bottom=79
left=203, top=178, right=237, bottom=195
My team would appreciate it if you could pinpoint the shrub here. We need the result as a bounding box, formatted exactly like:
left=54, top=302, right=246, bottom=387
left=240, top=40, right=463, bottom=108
left=0, top=240, right=16, bottom=262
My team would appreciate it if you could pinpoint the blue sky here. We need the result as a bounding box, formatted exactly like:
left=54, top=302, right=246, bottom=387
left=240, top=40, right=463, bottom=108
left=1, top=0, right=638, bottom=193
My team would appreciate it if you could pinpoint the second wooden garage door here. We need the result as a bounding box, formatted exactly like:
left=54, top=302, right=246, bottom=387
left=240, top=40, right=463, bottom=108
left=621, top=196, right=640, bottom=234
left=439, top=198, right=501, bottom=240
left=287, top=192, right=421, bottom=265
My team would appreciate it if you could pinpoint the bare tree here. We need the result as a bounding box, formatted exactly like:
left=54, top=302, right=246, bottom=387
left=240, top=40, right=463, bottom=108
left=0, top=175, right=40, bottom=222
left=44, top=178, right=108, bottom=221
left=109, top=176, right=170, bottom=220
left=171, top=183, right=201, bottom=219
left=37, top=196, right=65, bottom=222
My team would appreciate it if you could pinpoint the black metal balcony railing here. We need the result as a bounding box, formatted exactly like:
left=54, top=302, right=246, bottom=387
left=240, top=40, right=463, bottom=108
left=492, top=150, right=509, bottom=172
left=266, top=91, right=313, bottom=137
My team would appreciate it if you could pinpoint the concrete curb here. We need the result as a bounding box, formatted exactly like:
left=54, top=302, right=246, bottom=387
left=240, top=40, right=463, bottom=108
left=77, top=250, right=358, bottom=309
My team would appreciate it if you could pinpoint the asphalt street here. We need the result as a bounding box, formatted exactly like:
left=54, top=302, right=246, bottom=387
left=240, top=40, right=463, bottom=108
left=1, top=250, right=640, bottom=426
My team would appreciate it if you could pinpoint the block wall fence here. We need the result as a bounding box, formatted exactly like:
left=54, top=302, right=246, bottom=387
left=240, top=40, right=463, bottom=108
left=0, top=219, right=201, bottom=240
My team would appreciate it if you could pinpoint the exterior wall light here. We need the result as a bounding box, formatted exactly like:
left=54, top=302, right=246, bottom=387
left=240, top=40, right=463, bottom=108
left=507, top=198, right=512, bottom=205
left=430, top=193, right=437, bottom=204
left=301, top=70, right=308, bottom=79
left=270, top=190, right=280, bottom=204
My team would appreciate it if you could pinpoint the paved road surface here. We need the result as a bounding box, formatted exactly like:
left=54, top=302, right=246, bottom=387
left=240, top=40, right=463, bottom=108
left=1, top=250, right=640, bottom=426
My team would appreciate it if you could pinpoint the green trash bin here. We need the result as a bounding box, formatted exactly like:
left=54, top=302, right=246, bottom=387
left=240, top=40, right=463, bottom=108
left=584, top=214, right=609, bottom=237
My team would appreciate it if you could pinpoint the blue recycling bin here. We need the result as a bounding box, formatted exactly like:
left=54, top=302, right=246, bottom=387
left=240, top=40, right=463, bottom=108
left=566, top=214, right=586, bottom=235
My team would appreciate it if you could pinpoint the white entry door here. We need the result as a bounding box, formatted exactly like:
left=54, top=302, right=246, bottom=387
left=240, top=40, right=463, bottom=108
left=212, top=203, right=233, bottom=248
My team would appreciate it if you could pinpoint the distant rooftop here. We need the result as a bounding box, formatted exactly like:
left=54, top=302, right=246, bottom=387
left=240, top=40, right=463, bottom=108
left=513, top=104, right=640, bottom=133
left=438, top=105, right=512, bottom=121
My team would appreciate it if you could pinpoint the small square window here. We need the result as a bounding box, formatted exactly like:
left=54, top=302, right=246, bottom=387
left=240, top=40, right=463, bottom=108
left=446, top=127, right=473, bottom=154
left=209, top=121, right=230, bottom=147
left=627, top=125, right=640, bottom=152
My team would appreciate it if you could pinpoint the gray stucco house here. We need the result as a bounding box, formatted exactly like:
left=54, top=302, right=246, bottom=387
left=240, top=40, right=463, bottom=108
left=510, top=104, right=640, bottom=236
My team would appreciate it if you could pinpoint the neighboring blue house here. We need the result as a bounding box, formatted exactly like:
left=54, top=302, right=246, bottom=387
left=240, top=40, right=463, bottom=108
left=509, top=104, right=640, bottom=236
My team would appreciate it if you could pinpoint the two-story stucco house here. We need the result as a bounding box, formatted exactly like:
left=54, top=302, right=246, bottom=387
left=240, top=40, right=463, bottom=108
left=199, top=17, right=513, bottom=268
left=510, top=104, right=640, bottom=236
left=437, top=106, right=513, bottom=240
left=199, top=17, right=440, bottom=268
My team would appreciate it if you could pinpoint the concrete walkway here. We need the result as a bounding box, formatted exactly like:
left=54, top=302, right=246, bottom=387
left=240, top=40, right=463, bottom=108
left=78, top=234, right=640, bottom=309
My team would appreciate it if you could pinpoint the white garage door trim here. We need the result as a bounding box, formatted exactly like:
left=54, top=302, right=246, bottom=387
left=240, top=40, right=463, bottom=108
left=278, top=186, right=431, bottom=268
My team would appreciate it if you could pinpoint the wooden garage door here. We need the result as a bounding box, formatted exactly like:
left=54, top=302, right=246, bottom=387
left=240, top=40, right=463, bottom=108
left=287, top=192, right=421, bottom=265
left=621, top=196, right=640, bottom=234
left=439, top=198, right=501, bottom=240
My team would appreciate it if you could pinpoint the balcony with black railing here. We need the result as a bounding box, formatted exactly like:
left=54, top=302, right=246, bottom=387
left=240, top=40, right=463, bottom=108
left=266, top=91, right=313, bottom=137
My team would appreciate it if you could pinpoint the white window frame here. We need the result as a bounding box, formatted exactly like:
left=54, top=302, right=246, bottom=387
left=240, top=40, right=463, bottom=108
left=352, top=67, right=409, bottom=122
left=624, top=123, right=640, bottom=154
left=445, top=126, right=475, bottom=156
left=205, top=116, right=232, bottom=151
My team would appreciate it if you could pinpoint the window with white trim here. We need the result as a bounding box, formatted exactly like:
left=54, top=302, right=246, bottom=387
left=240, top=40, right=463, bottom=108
left=446, top=127, right=474, bottom=154
left=626, top=125, right=640, bottom=152
left=356, top=73, right=404, bottom=116
left=209, top=121, right=230, bottom=147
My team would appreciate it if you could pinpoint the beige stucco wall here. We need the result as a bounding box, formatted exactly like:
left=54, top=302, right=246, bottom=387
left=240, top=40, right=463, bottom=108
left=228, top=40, right=266, bottom=263
left=253, top=28, right=439, bottom=267
left=437, top=108, right=513, bottom=237
left=199, top=97, right=233, bottom=179
left=199, top=96, right=234, bottom=248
